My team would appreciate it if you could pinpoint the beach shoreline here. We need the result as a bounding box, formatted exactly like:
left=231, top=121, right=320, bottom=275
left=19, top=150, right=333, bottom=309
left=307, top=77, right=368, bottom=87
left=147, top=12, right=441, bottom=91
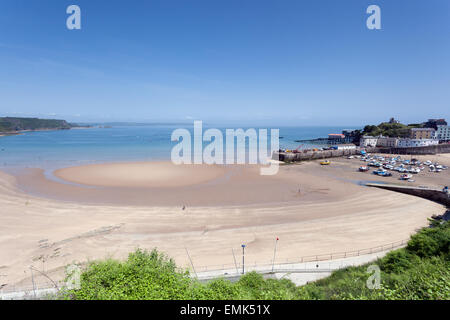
left=0, top=156, right=448, bottom=290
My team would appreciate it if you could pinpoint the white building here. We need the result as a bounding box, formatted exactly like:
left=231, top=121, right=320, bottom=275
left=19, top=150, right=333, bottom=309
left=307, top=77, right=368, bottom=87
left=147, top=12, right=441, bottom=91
left=397, top=138, right=439, bottom=148
left=359, top=136, right=378, bottom=147
left=376, top=136, right=399, bottom=148
left=436, top=125, right=450, bottom=141
left=336, top=144, right=356, bottom=150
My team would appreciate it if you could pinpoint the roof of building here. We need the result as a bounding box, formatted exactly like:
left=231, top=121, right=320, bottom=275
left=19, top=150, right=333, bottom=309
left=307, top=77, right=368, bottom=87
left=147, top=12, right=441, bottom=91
left=426, top=119, right=447, bottom=127
left=398, top=138, right=437, bottom=141
left=411, top=127, right=435, bottom=131
left=328, top=133, right=345, bottom=137
left=428, top=118, right=447, bottom=123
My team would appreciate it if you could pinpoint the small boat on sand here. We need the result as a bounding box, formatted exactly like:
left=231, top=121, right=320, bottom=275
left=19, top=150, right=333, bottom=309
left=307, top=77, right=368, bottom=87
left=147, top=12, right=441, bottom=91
left=359, top=166, right=369, bottom=172
left=320, top=160, right=331, bottom=165
left=399, top=174, right=413, bottom=180
left=373, top=169, right=392, bottom=177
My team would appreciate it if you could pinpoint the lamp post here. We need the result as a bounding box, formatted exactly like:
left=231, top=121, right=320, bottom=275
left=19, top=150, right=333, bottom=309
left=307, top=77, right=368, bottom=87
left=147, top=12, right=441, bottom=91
left=241, top=244, right=246, bottom=274
left=271, top=237, right=279, bottom=272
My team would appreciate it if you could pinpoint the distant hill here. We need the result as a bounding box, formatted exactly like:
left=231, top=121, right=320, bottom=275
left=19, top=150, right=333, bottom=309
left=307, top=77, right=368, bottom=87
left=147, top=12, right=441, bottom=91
left=362, top=122, right=423, bottom=138
left=0, top=117, right=76, bottom=133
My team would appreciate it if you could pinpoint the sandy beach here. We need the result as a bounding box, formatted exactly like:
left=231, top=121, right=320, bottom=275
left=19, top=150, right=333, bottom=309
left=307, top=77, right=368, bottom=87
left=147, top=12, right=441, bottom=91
left=0, top=156, right=448, bottom=290
left=54, top=162, right=229, bottom=188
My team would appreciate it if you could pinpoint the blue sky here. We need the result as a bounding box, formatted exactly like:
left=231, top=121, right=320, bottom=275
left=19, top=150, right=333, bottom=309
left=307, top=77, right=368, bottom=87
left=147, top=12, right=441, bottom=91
left=0, top=0, right=449, bottom=126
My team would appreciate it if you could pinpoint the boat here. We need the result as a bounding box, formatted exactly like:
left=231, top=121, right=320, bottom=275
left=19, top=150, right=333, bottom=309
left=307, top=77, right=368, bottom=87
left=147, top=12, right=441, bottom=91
left=399, top=174, right=413, bottom=180
left=373, top=169, right=392, bottom=177
left=320, top=160, right=331, bottom=165
left=359, top=166, right=369, bottom=172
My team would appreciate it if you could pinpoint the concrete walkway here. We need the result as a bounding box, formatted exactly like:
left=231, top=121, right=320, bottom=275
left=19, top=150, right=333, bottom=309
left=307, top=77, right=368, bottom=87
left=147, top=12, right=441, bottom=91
left=196, top=249, right=393, bottom=286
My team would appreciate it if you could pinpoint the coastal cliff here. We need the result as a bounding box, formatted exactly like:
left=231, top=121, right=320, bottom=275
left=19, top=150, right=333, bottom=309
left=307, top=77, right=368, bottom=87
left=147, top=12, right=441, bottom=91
left=0, top=117, right=83, bottom=134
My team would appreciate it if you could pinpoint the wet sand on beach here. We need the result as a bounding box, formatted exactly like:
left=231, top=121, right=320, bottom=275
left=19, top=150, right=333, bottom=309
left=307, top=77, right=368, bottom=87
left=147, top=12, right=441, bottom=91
left=14, top=162, right=356, bottom=206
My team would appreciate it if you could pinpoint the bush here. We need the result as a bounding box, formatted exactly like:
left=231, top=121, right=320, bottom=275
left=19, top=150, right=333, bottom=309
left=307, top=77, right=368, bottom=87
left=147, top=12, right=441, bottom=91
left=407, top=223, right=450, bottom=259
left=379, top=250, right=417, bottom=273
left=67, top=248, right=192, bottom=300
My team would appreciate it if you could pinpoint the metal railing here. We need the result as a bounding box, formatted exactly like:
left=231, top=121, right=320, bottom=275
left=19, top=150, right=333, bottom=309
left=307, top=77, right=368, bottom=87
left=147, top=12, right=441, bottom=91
left=192, top=239, right=408, bottom=273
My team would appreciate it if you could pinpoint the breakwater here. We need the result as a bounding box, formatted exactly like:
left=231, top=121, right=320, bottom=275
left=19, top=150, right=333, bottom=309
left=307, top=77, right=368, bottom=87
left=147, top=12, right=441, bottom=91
left=366, top=183, right=450, bottom=207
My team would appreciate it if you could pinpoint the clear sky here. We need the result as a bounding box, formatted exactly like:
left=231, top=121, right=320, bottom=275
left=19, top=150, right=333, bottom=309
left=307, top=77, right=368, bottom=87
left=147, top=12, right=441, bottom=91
left=0, top=0, right=449, bottom=126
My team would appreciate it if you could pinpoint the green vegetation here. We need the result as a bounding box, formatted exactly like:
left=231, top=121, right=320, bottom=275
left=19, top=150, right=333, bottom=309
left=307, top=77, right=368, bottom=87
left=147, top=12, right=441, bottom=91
left=0, top=117, right=75, bottom=133
left=361, top=121, right=423, bottom=138
left=63, top=220, right=450, bottom=300
left=297, top=220, right=449, bottom=299
left=361, top=119, right=423, bottom=138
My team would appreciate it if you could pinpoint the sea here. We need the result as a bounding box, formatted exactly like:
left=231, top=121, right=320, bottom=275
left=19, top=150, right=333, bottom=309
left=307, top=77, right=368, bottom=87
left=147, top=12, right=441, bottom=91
left=0, top=124, right=358, bottom=171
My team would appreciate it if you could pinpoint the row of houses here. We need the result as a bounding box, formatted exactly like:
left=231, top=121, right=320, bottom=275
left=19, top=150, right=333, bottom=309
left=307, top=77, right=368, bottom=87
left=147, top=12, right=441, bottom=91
left=360, top=118, right=450, bottom=148
left=360, top=136, right=440, bottom=148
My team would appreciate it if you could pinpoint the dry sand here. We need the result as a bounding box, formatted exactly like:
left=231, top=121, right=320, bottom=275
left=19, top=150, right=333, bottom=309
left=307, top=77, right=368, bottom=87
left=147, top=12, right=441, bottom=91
left=0, top=156, right=448, bottom=290
left=54, top=162, right=228, bottom=188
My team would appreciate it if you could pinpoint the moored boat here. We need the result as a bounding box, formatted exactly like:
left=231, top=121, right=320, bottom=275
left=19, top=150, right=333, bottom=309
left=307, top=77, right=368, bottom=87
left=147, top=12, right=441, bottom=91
left=373, top=169, right=392, bottom=177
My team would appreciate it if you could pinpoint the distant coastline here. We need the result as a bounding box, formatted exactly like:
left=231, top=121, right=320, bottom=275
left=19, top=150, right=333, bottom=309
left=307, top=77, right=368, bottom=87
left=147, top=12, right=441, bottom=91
left=0, top=116, right=91, bottom=136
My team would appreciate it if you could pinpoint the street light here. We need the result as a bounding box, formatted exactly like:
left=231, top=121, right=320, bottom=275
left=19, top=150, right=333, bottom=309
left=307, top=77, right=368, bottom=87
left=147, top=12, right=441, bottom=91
left=271, top=237, right=279, bottom=272
left=241, top=244, right=246, bottom=274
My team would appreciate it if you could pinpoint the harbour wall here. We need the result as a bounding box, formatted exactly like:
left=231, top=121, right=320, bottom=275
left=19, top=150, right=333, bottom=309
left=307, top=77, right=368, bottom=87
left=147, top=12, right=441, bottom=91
left=274, top=143, right=450, bottom=162
left=274, top=149, right=361, bottom=162
left=366, top=183, right=450, bottom=207
left=375, top=143, right=450, bottom=155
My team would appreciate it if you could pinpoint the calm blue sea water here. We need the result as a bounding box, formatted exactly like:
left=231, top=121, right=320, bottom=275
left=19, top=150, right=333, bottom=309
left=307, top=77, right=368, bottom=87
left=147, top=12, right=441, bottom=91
left=0, top=125, right=355, bottom=170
